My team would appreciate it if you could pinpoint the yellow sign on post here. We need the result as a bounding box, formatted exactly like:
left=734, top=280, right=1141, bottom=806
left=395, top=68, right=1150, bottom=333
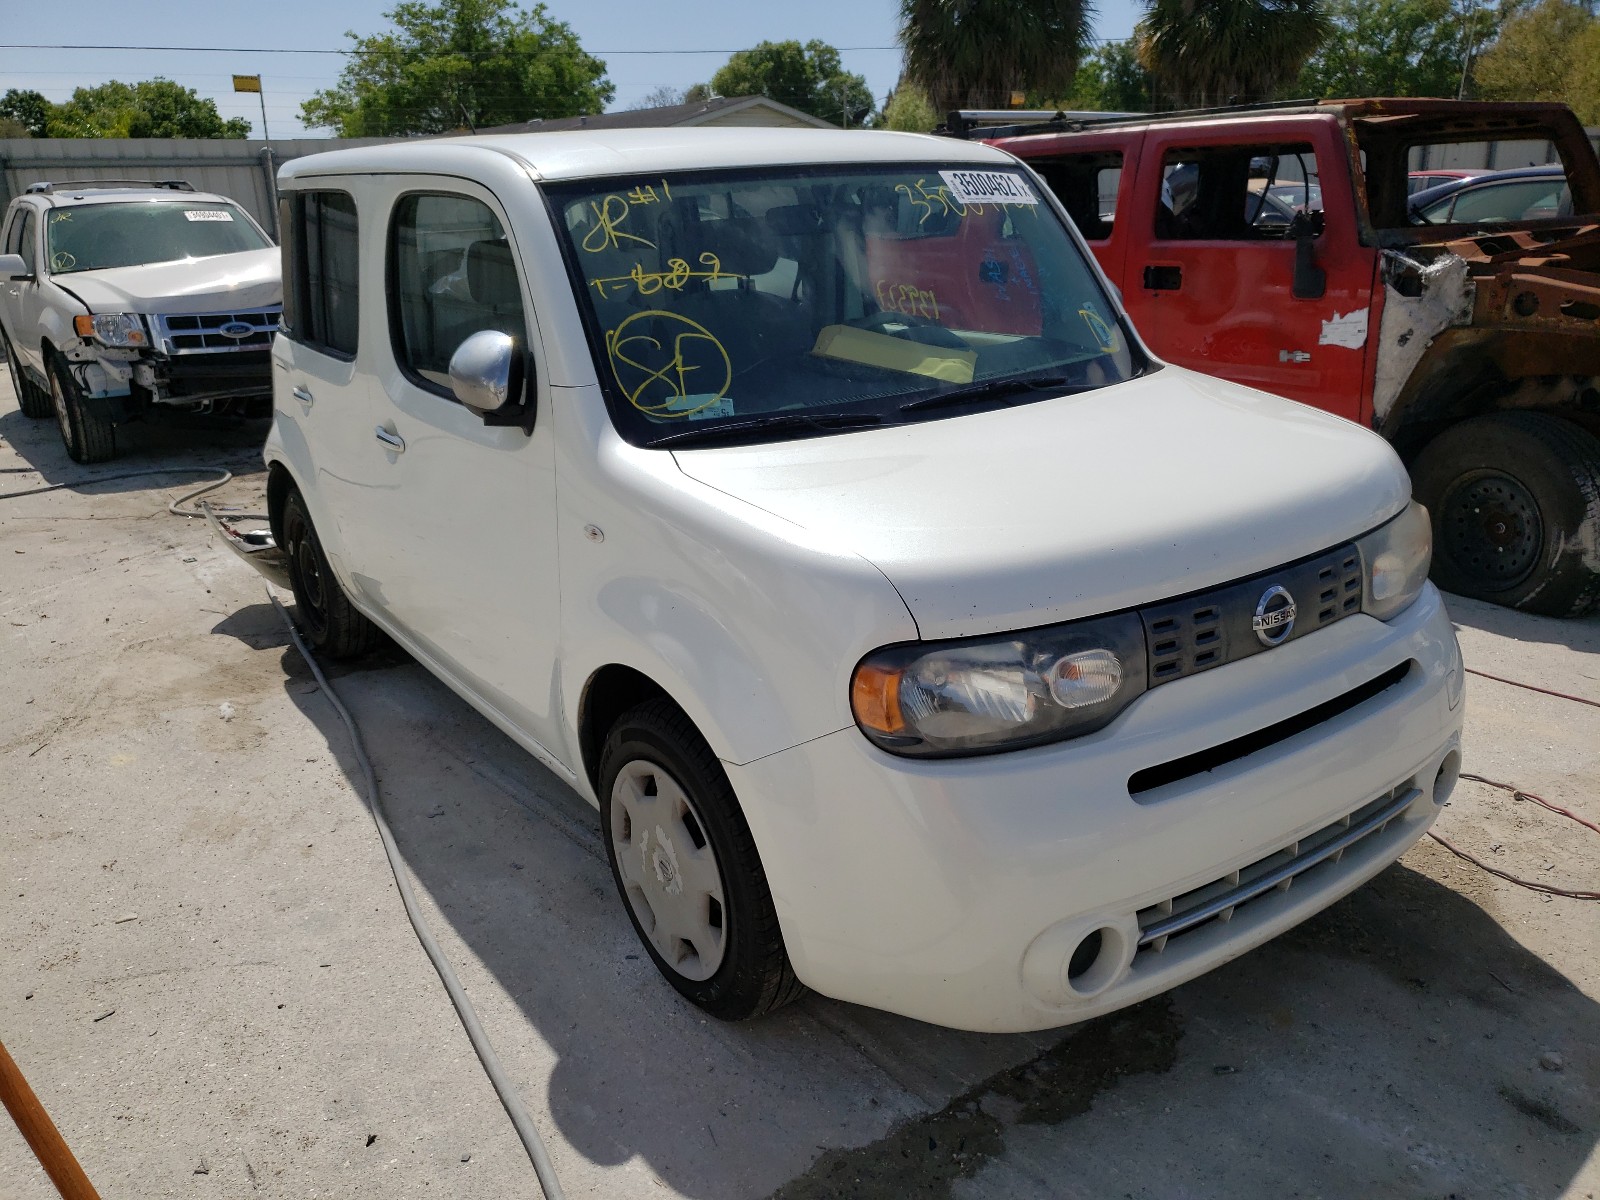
left=232, top=75, right=268, bottom=140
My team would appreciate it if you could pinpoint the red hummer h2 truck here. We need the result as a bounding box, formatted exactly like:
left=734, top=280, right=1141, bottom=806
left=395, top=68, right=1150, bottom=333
left=968, top=100, right=1600, bottom=617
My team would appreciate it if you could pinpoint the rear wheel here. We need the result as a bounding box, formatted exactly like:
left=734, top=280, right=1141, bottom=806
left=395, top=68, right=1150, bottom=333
left=47, top=353, right=116, bottom=463
left=1, top=330, right=51, bottom=418
left=599, top=699, right=803, bottom=1021
left=1411, top=411, right=1600, bottom=617
left=281, top=488, right=379, bottom=659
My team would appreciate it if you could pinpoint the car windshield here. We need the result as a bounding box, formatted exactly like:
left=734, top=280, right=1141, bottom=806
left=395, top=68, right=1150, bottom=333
left=546, top=163, right=1142, bottom=446
left=45, top=201, right=271, bottom=274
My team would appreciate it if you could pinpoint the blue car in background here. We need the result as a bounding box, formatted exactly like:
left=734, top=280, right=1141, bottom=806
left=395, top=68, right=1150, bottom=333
left=1409, top=164, right=1571, bottom=225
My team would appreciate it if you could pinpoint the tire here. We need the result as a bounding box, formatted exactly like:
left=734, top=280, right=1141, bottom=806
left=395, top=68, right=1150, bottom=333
left=280, top=488, right=379, bottom=659
left=599, top=699, right=804, bottom=1021
left=2, top=329, right=54, bottom=419
left=46, top=353, right=116, bottom=463
left=1411, top=411, right=1600, bottom=617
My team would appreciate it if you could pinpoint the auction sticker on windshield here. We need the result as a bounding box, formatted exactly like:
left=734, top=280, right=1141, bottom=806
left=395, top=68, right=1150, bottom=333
left=939, top=170, right=1038, bottom=206
left=183, top=209, right=235, bottom=222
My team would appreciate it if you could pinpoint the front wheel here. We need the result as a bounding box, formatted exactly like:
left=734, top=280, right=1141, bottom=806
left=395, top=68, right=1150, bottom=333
left=47, top=354, right=116, bottom=463
left=1411, top=411, right=1600, bottom=617
left=280, top=488, right=379, bottom=659
left=599, top=699, right=803, bottom=1020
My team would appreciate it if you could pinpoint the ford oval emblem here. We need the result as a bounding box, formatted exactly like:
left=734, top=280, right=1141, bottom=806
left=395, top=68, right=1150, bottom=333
left=218, top=321, right=254, bottom=339
left=1253, top=585, right=1297, bottom=648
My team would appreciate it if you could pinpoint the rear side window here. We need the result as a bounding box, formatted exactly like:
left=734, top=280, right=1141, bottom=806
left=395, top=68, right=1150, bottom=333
left=389, top=192, right=526, bottom=395
left=1155, top=144, right=1320, bottom=241
left=283, top=190, right=359, bottom=359
left=1032, top=152, right=1123, bottom=240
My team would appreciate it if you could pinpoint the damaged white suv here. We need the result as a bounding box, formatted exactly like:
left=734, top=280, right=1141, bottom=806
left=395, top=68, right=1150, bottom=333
left=216, top=130, right=1465, bottom=1032
left=0, top=180, right=281, bottom=463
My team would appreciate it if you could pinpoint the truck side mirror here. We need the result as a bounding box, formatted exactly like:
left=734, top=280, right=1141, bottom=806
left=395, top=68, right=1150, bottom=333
left=448, top=330, right=536, bottom=435
left=1288, top=212, right=1326, bottom=300
left=0, top=253, right=32, bottom=281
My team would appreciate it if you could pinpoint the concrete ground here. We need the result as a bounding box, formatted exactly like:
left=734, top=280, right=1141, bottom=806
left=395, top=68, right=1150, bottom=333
left=1, top=369, right=1596, bottom=1199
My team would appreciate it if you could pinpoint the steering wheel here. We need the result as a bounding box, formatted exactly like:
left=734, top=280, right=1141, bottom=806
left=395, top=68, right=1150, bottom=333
left=857, top=308, right=969, bottom=350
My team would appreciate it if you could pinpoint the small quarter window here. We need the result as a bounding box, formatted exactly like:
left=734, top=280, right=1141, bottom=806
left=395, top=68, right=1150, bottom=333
left=284, top=190, right=360, bottom=359
left=390, top=193, right=525, bottom=395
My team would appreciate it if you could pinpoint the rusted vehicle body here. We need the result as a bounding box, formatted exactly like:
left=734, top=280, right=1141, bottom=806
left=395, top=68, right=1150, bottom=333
left=972, top=101, right=1600, bottom=616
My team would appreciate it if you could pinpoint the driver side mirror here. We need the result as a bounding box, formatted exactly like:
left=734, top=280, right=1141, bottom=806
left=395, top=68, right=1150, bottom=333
left=0, top=253, right=33, bottom=281
left=448, top=330, right=536, bottom=435
left=1287, top=211, right=1327, bottom=300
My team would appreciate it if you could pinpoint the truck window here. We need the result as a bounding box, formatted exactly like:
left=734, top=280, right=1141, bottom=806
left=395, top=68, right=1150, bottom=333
left=283, top=190, right=359, bottom=360
left=10, top=209, right=36, bottom=273
left=389, top=192, right=526, bottom=395
left=1155, top=144, right=1320, bottom=241
left=1032, top=153, right=1123, bottom=241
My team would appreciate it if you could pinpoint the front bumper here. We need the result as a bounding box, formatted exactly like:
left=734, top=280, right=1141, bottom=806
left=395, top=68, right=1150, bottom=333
left=727, top=584, right=1464, bottom=1032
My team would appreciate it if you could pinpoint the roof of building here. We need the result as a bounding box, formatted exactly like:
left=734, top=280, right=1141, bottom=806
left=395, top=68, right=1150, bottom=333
left=473, top=95, right=835, bottom=136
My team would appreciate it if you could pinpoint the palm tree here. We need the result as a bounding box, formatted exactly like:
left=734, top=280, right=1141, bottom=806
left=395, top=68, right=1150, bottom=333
left=899, top=0, right=1094, bottom=115
left=1137, top=0, right=1330, bottom=109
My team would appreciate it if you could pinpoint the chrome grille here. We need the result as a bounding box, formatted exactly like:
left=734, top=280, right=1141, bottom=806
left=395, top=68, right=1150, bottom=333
left=150, top=308, right=281, bottom=355
left=1135, top=783, right=1420, bottom=955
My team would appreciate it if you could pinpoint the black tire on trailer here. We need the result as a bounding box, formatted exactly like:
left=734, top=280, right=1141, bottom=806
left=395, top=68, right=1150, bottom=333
left=46, top=352, right=116, bottom=463
left=2, top=328, right=54, bottom=419
left=1411, top=411, right=1600, bottom=617
left=280, top=487, right=379, bottom=659
left=599, top=698, right=805, bottom=1021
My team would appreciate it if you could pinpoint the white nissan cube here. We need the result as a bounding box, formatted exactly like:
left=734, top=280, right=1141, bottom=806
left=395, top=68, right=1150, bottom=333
left=217, top=129, right=1464, bottom=1033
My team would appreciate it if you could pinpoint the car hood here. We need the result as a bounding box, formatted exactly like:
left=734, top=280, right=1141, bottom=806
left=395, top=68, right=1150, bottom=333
left=57, top=249, right=281, bottom=314
left=672, top=367, right=1410, bottom=640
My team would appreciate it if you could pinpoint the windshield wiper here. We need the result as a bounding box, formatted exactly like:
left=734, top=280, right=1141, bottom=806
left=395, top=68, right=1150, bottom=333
left=899, top=374, right=1079, bottom=413
left=643, top=410, right=890, bottom=449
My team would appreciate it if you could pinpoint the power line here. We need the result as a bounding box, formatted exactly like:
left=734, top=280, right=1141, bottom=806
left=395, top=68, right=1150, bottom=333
left=0, top=42, right=905, bottom=55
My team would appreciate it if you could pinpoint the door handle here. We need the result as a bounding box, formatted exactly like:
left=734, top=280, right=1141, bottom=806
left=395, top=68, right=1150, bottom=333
left=1143, top=265, right=1182, bottom=291
left=374, top=425, right=405, bottom=452
left=291, top=385, right=314, bottom=408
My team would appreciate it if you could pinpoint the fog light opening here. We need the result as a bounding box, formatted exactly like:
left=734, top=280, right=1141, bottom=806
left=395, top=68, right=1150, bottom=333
left=1434, top=750, right=1462, bottom=806
left=1063, top=925, right=1126, bottom=999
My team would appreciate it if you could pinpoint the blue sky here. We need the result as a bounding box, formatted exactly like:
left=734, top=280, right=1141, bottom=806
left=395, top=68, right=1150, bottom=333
left=0, top=0, right=1145, bottom=138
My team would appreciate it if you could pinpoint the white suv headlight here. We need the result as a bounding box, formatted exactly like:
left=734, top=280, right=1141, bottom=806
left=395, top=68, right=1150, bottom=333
left=1358, top=500, right=1432, bottom=621
left=73, top=312, right=147, bottom=347
left=851, top=613, right=1147, bottom=757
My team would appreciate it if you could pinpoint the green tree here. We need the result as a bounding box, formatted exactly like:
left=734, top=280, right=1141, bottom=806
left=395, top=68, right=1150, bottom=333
left=1298, top=0, right=1484, bottom=97
left=702, top=40, right=874, bottom=127
left=899, top=0, right=1093, bottom=114
left=46, top=80, right=250, bottom=138
left=1565, top=22, right=1600, bottom=122
left=302, top=0, right=613, bottom=137
left=1473, top=0, right=1596, bottom=105
left=875, top=82, right=940, bottom=131
left=0, top=89, right=53, bottom=137
left=1059, top=41, right=1152, bottom=111
left=1137, top=0, right=1331, bottom=108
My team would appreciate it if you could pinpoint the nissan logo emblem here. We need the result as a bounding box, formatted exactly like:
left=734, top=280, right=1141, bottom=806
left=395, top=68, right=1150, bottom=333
left=1253, top=585, right=1297, bottom=648
left=218, top=321, right=254, bottom=339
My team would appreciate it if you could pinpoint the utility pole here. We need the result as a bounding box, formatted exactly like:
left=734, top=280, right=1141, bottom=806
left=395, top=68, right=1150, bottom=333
left=1456, top=0, right=1477, bottom=101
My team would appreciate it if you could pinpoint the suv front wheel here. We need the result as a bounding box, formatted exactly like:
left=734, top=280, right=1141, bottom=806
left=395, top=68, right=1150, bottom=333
left=47, top=352, right=116, bottom=464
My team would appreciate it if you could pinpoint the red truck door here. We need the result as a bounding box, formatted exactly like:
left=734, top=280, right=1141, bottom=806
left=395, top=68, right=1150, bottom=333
left=1118, top=120, right=1377, bottom=422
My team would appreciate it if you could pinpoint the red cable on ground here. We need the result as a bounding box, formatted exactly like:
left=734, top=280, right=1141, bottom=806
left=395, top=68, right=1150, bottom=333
left=1427, top=773, right=1600, bottom=901
left=1464, top=667, right=1600, bottom=709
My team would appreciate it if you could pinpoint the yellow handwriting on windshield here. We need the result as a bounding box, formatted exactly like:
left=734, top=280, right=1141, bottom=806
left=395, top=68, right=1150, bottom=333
left=50, top=211, right=73, bottom=223
left=581, top=194, right=656, bottom=254
left=606, top=310, right=732, bottom=418
left=590, top=252, right=741, bottom=300
left=895, top=179, right=984, bottom=226
left=875, top=280, right=940, bottom=320
left=625, top=180, right=673, bottom=206
left=1079, top=306, right=1121, bottom=354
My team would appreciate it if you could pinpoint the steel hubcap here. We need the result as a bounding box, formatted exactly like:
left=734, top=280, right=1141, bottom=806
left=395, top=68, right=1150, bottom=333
left=1443, top=473, right=1541, bottom=589
left=609, top=759, right=726, bottom=981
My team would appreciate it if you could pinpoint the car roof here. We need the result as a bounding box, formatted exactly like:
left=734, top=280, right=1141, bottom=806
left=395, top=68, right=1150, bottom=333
left=1408, top=164, right=1567, bottom=211
left=278, top=127, right=1016, bottom=186
left=14, top=186, right=238, bottom=210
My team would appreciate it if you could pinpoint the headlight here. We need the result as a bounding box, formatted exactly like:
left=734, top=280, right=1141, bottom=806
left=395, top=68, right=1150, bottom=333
left=73, top=312, right=147, bottom=347
left=1358, top=500, right=1432, bottom=621
left=851, top=613, right=1147, bottom=757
